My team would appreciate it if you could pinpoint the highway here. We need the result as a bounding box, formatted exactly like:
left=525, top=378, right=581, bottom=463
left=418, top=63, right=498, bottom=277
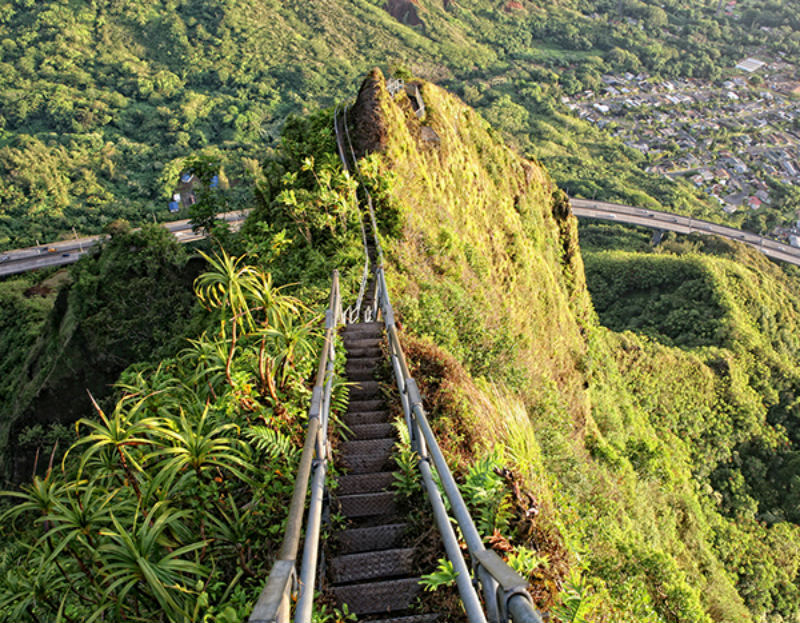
left=4, top=200, right=799, bottom=276
left=570, top=198, right=800, bottom=267
left=0, top=211, right=248, bottom=278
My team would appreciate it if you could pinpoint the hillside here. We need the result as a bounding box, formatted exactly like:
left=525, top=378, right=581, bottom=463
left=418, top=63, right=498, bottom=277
left=1, top=70, right=800, bottom=623
left=346, top=70, right=800, bottom=622
left=3, top=0, right=800, bottom=249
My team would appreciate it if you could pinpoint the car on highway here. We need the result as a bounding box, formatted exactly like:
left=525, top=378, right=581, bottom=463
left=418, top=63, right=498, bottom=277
left=0, top=255, right=9, bottom=263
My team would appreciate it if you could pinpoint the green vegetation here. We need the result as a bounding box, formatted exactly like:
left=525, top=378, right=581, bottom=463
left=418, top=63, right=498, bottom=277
left=364, top=73, right=800, bottom=622
left=0, top=224, right=200, bottom=481
left=3, top=67, right=800, bottom=623
left=2, top=0, right=800, bottom=249
left=0, top=109, right=365, bottom=621
left=0, top=248, right=338, bottom=622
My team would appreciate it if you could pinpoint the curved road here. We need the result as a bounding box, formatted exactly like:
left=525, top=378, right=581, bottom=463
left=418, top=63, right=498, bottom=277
left=570, top=198, right=800, bottom=267
left=4, top=200, right=800, bottom=276
left=0, top=211, right=248, bottom=278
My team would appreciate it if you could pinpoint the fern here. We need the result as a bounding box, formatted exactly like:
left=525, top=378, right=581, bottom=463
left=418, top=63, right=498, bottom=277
left=552, top=569, right=596, bottom=623
left=419, top=558, right=459, bottom=592
left=246, top=426, right=299, bottom=462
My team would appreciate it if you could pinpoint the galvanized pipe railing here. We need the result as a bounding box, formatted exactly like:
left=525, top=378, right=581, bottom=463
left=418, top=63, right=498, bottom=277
left=376, top=268, right=543, bottom=623
left=249, top=271, right=342, bottom=623
left=335, top=103, right=374, bottom=324
left=334, top=98, right=545, bottom=623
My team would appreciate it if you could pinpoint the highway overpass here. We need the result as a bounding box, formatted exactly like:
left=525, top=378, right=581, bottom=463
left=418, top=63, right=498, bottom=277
left=571, top=198, right=800, bottom=267
left=3, top=200, right=800, bottom=277
left=0, top=211, right=248, bottom=278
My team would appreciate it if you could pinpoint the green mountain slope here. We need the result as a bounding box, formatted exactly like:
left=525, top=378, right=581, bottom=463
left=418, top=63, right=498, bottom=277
left=2, top=70, right=800, bottom=622
left=355, top=70, right=800, bottom=622
left=4, top=0, right=800, bottom=248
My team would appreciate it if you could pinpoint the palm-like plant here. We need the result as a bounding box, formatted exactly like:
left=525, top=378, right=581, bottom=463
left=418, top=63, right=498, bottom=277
left=180, top=332, right=231, bottom=391
left=246, top=270, right=305, bottom=328
left=194, top=250, right=259, bottom=331
left=97, top=502, right=207, bottom=621
left=266, top=315, right=319, bottom=389
left=146, top=404, right=253, bottom=486
left=37, top=482, right=119, bottom=566
left=67, top=393, right=160, bottom=501
left=1, top=253, right=328, bottom=622
left=2, top=475, right=66, bottom=525
left=0, top=556, right=68, bottom=623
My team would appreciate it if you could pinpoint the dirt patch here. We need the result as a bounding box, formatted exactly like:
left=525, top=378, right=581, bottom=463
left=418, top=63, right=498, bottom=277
left=504, top=0, right=524, bottom=10
left=23, top=285, right=52, bottom=298
left=385, top=0, right=423, bottom=26
left=349, top=68, right=390, bottom=157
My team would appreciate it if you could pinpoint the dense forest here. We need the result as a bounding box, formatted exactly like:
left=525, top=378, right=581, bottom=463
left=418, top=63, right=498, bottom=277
left=2, top=0, right=800, bottom=249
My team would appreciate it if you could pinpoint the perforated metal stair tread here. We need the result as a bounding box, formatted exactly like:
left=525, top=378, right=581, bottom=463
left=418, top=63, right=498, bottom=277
left=330, top=548, right=415, bottom=583
left=346, top=346, right=383, bottom=358
left=347, top=399, right=385, bottom=413
left=342, top=438, right=395, bottom=456
left=345, top=410, right=391, bottom=426
left=341, top=453, right=393, bottom=474
left=338, top=523, right=407, bottom=554
left=347, top=368, right=378, bottom=381
left=338, top=472, right=394, bottom=495
left=343, top=322, right=383, bottom=335
left=348, top=422, right=395, bottom=440
left=339, top=491, right=396, bottom=517
left=350, top=381, right=382, bottom=400
left=332, top=578, right=422, bottom=615
left=341, top=453, right=392, bottom=474
left=344, top=337, right=383, bottom=349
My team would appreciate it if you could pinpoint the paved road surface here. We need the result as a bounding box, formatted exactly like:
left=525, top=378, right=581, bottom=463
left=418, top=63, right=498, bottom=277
left=0, top=211, right=248, bottom=278
left=4, top=201, right=799, bottom=276
left=571, top=198, right=800, bottom=267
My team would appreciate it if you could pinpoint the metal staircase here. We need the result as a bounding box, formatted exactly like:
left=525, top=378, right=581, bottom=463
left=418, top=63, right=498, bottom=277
left=329, top=321, right=433, bottom=620
left=247, top=103, right=545, bottom=623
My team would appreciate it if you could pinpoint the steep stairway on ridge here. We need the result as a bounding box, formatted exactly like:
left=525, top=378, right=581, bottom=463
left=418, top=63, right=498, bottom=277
left=328, top=321, right=438, bottom=623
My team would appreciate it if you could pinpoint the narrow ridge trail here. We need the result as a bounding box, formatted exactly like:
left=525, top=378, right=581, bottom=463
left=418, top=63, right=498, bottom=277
left=328, top=322, right=439, bottom=622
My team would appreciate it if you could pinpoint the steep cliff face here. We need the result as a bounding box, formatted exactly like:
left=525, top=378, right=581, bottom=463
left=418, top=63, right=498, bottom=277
left=353, top=67, right=594, bottom=442
left=347, top=70, right=799, bottom=622
left=384, top=0, right=424, bottom=26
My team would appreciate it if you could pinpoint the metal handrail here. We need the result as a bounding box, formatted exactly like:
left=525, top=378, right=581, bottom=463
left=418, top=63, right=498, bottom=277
left=335, top=104, right=373, bottom=324
left=249, top=271, right=342, bottom=623
left=334, top=99, right=544, bottom=623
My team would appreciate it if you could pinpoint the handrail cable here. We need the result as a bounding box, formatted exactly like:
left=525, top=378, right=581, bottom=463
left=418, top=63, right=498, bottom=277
left=249, top=99, right=545, bottom=623
left=336, top=103, right=372, bottom=324
left=248, top=271, right=342, bottom=623
left=336, top=104, right=545, bottom=623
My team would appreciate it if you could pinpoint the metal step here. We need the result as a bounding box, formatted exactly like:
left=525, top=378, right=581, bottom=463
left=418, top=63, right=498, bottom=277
left=346, top=367, right=377, bottom=382
left=330, top=548, right=415, bottom=584
left=341, top=452, right=393, bottom=474
left=339, top=491, right=397, bottom=518
left=338, top=471, right=395, bottom=495
left=338, top=523, right=407, bottom=554
left=344, top=410, right=391, bottom=427
left=342, top=437, right=394, bottom=457
left=333, top=578, right=422, bottom=616
left=344, top=337, right=383, bottom=350
left=343, top=322, right=383, bottom=336
left=350, top=380, right=382, bottom=400
left=347, top=399, right=385, bottom=413
left=346, top=345, right=383, bottom=358
left=348, top=422, right=394, bottom=440
left=346, top=356, right=383, bottom=369
left=346, top=358, right=380, bottom=373
left=369, top=615, right=440, bottom=623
